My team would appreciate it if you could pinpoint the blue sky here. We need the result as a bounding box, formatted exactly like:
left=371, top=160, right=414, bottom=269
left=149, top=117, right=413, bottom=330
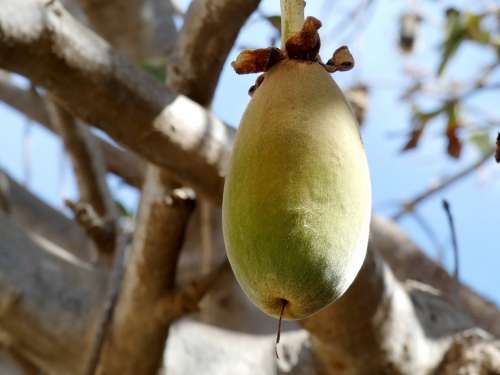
left=0, top=0, right=498, bottom=304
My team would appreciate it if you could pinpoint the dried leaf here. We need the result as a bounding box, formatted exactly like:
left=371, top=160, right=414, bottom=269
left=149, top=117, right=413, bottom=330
left=445, top=103, right=462, bottom=159
left=402, top=128, right=424, bottom=151
left=401, top=107, right=443, bottom=152
left=446, top=126, right=462, bottom=159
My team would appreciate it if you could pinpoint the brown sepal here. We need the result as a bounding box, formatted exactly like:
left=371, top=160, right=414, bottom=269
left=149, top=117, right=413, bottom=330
left=232, top=48, right=285, bottom=74
left=324, top=46, right=355, bottom=73
left=285, top=16, right=322, bottom=61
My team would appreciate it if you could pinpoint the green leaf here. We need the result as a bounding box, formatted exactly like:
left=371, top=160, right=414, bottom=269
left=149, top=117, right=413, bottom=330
left=141, top=58, right=167, bottom=82
left=469, top=132, right=493, bottom=156
left=464, top=13, right=491, bottom=44
left=438, top=9, right=466, bottom=76
left=265, top=15, right=281, bottom=32
left=115, top=200, right=132, bottom=218
left=402, top=106, right=444, bottom=152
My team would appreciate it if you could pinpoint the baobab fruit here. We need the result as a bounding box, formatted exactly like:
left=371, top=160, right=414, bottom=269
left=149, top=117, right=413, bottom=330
left=222, top=17, right=371, bottom=320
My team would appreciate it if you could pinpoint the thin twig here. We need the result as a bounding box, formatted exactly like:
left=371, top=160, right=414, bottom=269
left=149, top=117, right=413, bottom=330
left=45, top=97, right=118, bottom=257
left=275, top=299, right=287, bottom=359
left=0, top=172, right=10, bottom=213
left=392, top=150, right=495, bottom=221
left=442, top=199, right=461, bottom=307
left=495, top=132, right=500, bottom=163
left=84, top=234, right=129, bottom=375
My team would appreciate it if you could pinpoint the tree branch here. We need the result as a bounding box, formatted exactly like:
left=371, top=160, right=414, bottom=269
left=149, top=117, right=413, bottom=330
left=156, top=259, right=230, bottom=322
left=392, top=150, right=495, bottom=221
left=0, top=0, right=234, bottom=204
left=45, top=98, right=118, bottom=257
left=0, top=1, right=496, bottom=338
left=94, top=168, right=195, bottom=375
left=0, top=75, right=146, bottom=187
left=0, top=2, right=499, bottom=374
left=0, top=168, right=94, bottom=261
left=168, top=0, right=261, bottom=106
left=300, top=247, right=462, bottom=374
left=0, top=213, right=107, bottom=374
left=167, top=0, right=260, bottom=327
left=372, top=216, right=500, bottom=337
left=78, top=0, right=177, bottom=60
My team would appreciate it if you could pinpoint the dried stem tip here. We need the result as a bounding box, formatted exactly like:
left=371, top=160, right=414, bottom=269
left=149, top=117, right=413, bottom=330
left=285, top=16, right=322, bottom=61
left=275, top=299, right=288, bottom=359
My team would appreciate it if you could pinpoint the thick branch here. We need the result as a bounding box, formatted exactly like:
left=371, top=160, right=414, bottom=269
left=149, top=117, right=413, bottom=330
left=156, top=260, right=230, bottom=322
left=0, top=168, right=94, bottom=261
left=0, top=0, right=234, bottom=204
left=0, top=76, right=145, bottom=187
left=167, top=0, right=259, bottom=327
left=79, top=0, right=177, bottom=60
left=0, top=213, right=106, bottom=374
left=95, top=168, right=195, bottom=375
left=301, top=247, right=462, bottom=374
left=168, top=0, right=261, bottom=106
left=372, top=216, right=500, bottom=337
left=0, top=2, right=499, bottom=374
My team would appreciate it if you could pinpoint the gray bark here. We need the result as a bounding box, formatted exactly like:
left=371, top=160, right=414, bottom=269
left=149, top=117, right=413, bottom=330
left=0, top=214, right=106, bottom=374
left=0, top=0, right=234, bottom=204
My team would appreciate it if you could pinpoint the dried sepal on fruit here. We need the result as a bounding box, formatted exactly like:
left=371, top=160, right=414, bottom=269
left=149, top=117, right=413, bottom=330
left=232, top=17, right=355, bottom=96
left=231, top=48, right=285, bottom=74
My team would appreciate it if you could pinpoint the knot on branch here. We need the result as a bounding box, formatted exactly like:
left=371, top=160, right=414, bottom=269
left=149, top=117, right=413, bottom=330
left=155, top=260, right=230, bottom=322
left=164, top=187, right=196, bottom=208
left=65, top=199, right=117, bottom=255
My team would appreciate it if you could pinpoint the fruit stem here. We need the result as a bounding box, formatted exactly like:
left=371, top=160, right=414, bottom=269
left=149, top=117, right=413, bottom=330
left=280, top=0, right=305, bottom=48
left=275, top=299, right=288, bottom=359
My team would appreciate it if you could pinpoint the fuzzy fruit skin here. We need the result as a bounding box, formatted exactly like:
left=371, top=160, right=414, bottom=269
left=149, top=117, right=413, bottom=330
left=222, top=59, right=371, bottom=320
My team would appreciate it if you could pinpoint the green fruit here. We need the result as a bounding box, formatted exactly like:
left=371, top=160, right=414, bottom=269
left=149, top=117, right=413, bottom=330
left=222, top=59, right=371, bottom=320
